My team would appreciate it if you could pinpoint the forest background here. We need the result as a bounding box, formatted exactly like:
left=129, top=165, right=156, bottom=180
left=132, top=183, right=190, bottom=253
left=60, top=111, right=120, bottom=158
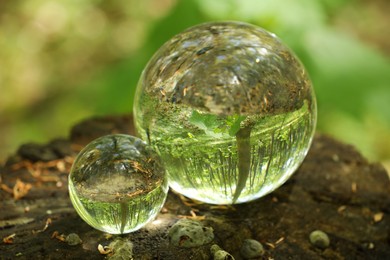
left=1, top=0, right=389, bottom=172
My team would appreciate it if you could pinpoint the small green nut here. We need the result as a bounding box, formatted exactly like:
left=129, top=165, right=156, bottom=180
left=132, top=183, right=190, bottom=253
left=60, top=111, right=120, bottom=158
left=107, top=238, right=133, bottom=260
left=240, top=239, right=264, bottom=259
left=65, top=233, right=82, bottom=246
left=309, top=230, right=330, bottom=249
left=168, top=219, right=214, bottom=248
left=210, top=244, right=235, bottom=260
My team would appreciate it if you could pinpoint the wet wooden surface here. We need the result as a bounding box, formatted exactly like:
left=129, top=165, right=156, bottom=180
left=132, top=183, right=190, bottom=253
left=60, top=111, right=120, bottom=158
left=1, top=115, right=389, bottom=259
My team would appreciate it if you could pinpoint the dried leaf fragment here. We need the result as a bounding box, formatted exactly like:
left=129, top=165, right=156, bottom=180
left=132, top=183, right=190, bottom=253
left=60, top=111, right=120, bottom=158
left=98, top=244, right=112, bottom=255
left=265, top=242, right=275, bottom=249
left=56, top=161, right=66, bottom=172
left=51, top=231, right=66, bottom=242
left=337, top=205, right=347, bottom=213
left=373, top=212, right=384, bottom=223
left=175, top=191, right=204, bottom=207
left=1, top=179, right=33, bottom=199
left=265, top=237, right=285, bottom=249
left=13, top=178, right=32, bottom=200
left=209, top=204, right=236, bottom=211
left=131, top=161, right=151, bottom=175
left=33, top=218, right=52, bottom=233
left=178, top=209, right=206, bottom=220
left=51, top=231, right=59, bottom=239
left=351, top=182, right=357, bottom=193
left=3, top=233, right=16, bottom=244
left=0, top=183, right=13, bottom=194
left=275, top=237, right=285, bottom=245
left=10, top=158, right=74, bottom=181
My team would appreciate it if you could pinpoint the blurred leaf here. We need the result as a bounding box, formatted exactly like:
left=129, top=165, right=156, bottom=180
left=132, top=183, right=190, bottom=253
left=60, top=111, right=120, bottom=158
left=196, top=0, right=326, bottom=32
left=366, top=88, right=390, bottom=123
left=304, top=28, right=390, bottom=118
left=91, top=0, right=206, bottom=114
left=189, top=111, right=220, bottom=130
left=317, top=0, right=352, bottom=15
left=1, top=0, right=389, bottom=162
left=227, top=115, right=246, bottom=136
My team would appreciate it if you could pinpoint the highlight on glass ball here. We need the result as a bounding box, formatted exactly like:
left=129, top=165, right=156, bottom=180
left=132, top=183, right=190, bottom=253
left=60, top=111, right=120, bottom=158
left=133, top=21, right=317, bottom=204
left=68, top=134, right=168, bottom=234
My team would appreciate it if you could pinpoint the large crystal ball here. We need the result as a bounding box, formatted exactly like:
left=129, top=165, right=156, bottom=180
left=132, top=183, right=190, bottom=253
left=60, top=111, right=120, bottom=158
left=133, top=21, right=316, bottom=204
left=68, top=134, right=168, bottom=234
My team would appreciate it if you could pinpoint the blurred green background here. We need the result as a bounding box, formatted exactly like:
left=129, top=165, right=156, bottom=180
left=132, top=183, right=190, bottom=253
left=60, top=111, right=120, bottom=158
left=1, top=0, right=389, bottom=170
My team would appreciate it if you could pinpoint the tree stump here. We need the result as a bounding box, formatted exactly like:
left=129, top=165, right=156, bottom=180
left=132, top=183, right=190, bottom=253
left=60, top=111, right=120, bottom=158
left=1, top=115, right=389, bottom=259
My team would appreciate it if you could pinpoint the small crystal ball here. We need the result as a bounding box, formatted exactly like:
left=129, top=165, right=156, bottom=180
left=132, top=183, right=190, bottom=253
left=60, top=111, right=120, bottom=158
left=134, top=21, right=317, bottom=204
left=68, top=134, right=168, bottom=234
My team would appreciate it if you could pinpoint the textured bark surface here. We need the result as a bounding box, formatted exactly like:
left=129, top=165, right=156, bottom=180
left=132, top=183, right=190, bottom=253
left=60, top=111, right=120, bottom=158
left=1, top=115, right=389, bottom=259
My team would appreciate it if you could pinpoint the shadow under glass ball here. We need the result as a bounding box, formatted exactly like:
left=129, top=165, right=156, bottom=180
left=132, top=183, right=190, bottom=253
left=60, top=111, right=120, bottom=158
left=134, top=21, right=317, bottom=205
left=68, top=134, right=168, bottom=234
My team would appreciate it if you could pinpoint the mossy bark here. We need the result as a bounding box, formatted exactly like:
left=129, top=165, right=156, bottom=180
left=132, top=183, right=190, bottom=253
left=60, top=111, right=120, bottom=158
left=1, top=115, right=389, bottom=259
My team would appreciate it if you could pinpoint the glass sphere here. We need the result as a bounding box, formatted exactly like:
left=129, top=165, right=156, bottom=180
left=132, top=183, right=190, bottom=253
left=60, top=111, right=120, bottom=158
left=68, top=134, right=168, bottom=234
left=133, top=21, right=316, bottom=204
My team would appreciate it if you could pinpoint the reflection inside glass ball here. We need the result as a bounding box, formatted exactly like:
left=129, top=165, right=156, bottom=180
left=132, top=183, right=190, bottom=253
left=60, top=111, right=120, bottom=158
left=68, top=134, right=168, bottom=234
left=134, top=21, right=316, bottom=204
